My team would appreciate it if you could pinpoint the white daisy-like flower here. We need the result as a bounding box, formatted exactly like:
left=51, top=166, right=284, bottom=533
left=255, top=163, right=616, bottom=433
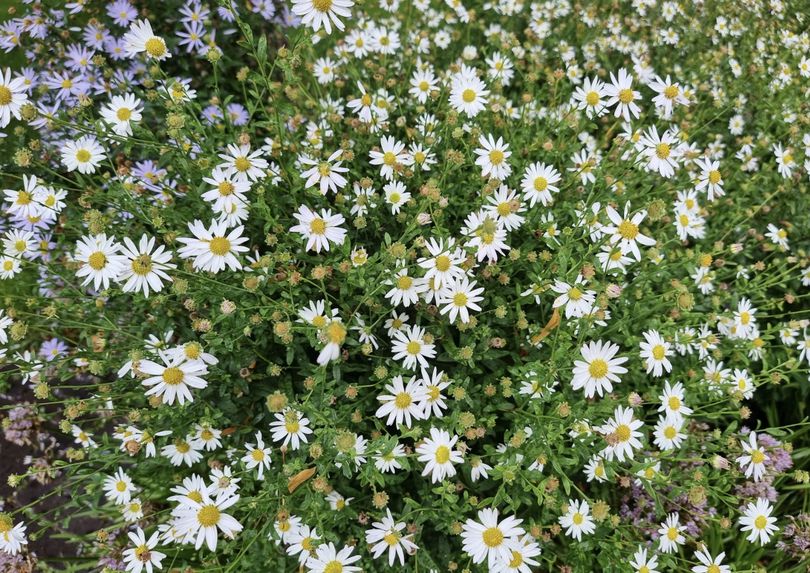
left=639, top=330, right=673, bottom=377
left=438, top=276, right=484, bottom=324
left=172, top=491, right=243, bottom=552
left=520, top=162, right=561, bottom=207
left=657, top=381, right=693, bottom=420
left=74, top=234, right=127, bottom=291
left=461, top=508, right=525, bottom=569
left=291, top=0, right=355, bottom=34
left=100, top=93, right=143, bottom=137
left=3, top=175, right=43, bottom=220
left=217, top=143, right=268, bottom=183
left=269, top=409, right=313, bottom=450
left=599, top=406, right=644, bottom=462
left=629, top=546, right=659, bottom=573
left=551, top=277, right=595, bottom=319
left=739, top=498, right=778, bottom=545
left=365, top=509, right=419, bottom=566
left=118, top=234, right=175, bottom=297
left=122, top=527, right=166, bottom=573
left=0, top=514, right=27, bottom=556
left=123, top=19, right=171, bottom=60
left=0, top=67, right=29, bottom=129
left=449, top=74, right=489, bottom=117
left=305, top=542, right=362, bottom=573
left=736, top=431, right=768, bottom=482
left=61, top=135, right=106, bottom=174
left=176, top=219, right=248, bottom=273
left=300, top=150, right=349, bottom=194
left=137, top=351, right=209, bottom=405
left=415, top=427, right=463, bottom=483
left=657, top=513, right=686, bottom=553
left=241, top=432, right=272, bottom=480
left=474, top=134, right=512, bottom=180
left=383, top=180, right=411, bottom=214
left=286, top=525, right=320, bottom=564
left=558, top=499, right=596, bottom=541
left=571, top=340, right=628, bottom=398
left=103, top=467, right=137, bottom=505
left=391, top=325, right=436, bottom=370
left=653, top=415, right=687, bottom=451
left=370, top=135, right=408, bottom=180
left=290, top=205, right=347, bottom=253
left=417, top=237, right=466, bottom=289
left=375, top=374, right=427, bottom=428
left=692, top=548, right=731, bottom=573
left=604, top=68, right=641, bottom=121
left=603, top=204, right=656, bottom=261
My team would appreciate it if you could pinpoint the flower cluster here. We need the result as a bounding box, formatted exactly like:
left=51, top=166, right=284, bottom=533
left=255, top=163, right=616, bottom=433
left=0, top=0, right=809, bottom=571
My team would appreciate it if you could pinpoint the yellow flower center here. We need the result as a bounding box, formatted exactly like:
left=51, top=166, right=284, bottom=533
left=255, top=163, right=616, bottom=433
left=618, top=88, right=634, bottom=104
left=384, top=532, right=399, bottom=546
left=312, top=0, right=333, bottom=11
left=435, top=255, right=451, bottom=272
left=585, top=91, right=600, bottom=106
left=162, top=367, right=184, bottom=386
left=360, top=93, right=372, bottom=106
left=482, top=527, right=504, bottom=547
left=144, top=37, right=167, bottom=58
left=453, top=292, right=469, bottom=307
left=618, top=219, right=639, bottom=240
left=508, top=550, right=524, bottom=568
left=751, top=449, right=765, bottom=464
left=655, top=143, right=671, bottom=159
left=16, top=190, right=32, bottom=205
left=394, top=392, right=412, bottom=409
left=175, top=441, right=190, bottom=453
left=188, top=490, right=203, bottom=503
left=707, top=566, right=721, bottom=573
left=462, top=88, right=476, bottom=103
left=218, top=181, right=234, bottom=196
left=131, top=254, right=153, bottom=275
left=615, top=424, right=631, bottom=442
left=588, top=358, right=608, bottom=379
left=116, top=107, right=132, bottom=121
left=134, top=544, right=151, bottom=562
left=428, top=385, right=440, bottom=400
left=740, top=311, right=750, bottom=325
left=652, top=345, right=666, bottom=360
left=251, top=449, right=265, bottom=461
left=568, top=286, right=582, bottom=300
left=396, top=275, right=413, bottom=290
left=668, top=396, right=681, bottom=410
left=664, top=426, right=677, bottom=440
left=61, top=78, right=73, bottom=89
left=708, top=170, right=721, bottom=184
left=310, top=217, right=327, bottom=235
left=533, top=176, right=548, bottom=191
left=434, top=445, right=450, bottom=464
left=301, top=537, right=314, bottom=551
left=496, top=202, right=512, bottom=216
left=754, top=515, right=767, bottom=529
left=664, top=85, right=679, bottom=99
left=209, top=236, right=231, bottom=256
left=639, top=566, right=650, bottom=573
left=406, top=340, right=422, bottom=355
left=233, top=156, right=250, bottom=172
left=489, top=149, right=504, bottom=165
left=419, top=80, right=429, bottom=91
left=88, top=251, right=107, bottom=270
left=115, top=480, right=127, bottom=492
left=572, top=512, right=584, bottom=525
left=0, top=86, right=12, bottom=106
left=197, top=504, right=221, bottom=527
left=285, top=420, right=300, bottom=433
left=666, top=527, right=679, bottom=541
left=324, top=321, right=347, bottom=344
left=76, top=149, right=91, bottom=163
left=383, top=151, right=396, bottom=166
left=323, top=562, right=343, bottom=573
